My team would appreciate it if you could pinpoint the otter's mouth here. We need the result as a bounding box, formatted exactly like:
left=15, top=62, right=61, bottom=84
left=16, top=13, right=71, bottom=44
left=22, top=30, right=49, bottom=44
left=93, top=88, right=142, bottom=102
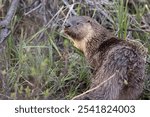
left=63, top=28, right=78, bottom=40
left=60, top=28, right=74, bottom=42
left=60, top=28, right=69, bottom=37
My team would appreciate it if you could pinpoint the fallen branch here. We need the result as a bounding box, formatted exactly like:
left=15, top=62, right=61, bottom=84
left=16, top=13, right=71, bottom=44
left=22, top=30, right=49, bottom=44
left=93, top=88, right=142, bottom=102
left=0, top=0, right=20, bottom=44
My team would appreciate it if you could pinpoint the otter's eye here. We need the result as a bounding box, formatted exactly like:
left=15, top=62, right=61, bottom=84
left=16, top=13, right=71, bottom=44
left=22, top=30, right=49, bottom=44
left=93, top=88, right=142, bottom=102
left=87, top=20, right=90, bottom=23
left=76, top=22, right=80, bottom=25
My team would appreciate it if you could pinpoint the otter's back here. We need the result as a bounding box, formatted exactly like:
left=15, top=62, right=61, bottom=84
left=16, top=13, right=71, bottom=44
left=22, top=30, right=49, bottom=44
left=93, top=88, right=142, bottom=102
left=90, top=42, right=146, bottom=99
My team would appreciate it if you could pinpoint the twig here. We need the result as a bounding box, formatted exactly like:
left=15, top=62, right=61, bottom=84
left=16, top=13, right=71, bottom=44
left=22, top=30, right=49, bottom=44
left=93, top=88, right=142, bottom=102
left=62, top=0, right=77, bottom=15
left=127, top=28, right=150, bottom=33
left=24, top=3, right=42, bottom=16
left=72, top=73, right=116, bottom=100
left=0, top=0, right=20, bottom=44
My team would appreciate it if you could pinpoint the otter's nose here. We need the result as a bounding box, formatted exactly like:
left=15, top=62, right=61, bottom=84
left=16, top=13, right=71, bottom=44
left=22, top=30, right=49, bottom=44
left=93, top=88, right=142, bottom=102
left=64, top=22, right=71, bottom=28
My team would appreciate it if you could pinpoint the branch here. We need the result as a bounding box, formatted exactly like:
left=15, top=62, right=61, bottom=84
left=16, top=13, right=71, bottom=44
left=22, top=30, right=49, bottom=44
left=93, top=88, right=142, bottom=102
left=62, top=0, right=77, bottom=15
left=0, top=0, right=20, bottom=44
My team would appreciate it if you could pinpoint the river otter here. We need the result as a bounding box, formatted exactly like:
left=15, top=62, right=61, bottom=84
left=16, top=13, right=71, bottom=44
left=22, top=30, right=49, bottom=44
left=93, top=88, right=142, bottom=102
left=62, top=16, right=147, bottom=100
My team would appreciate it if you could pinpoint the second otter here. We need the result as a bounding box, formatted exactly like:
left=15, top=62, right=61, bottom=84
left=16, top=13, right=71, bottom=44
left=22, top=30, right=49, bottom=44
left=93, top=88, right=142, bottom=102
left=63, top=16, right=147, bottom=100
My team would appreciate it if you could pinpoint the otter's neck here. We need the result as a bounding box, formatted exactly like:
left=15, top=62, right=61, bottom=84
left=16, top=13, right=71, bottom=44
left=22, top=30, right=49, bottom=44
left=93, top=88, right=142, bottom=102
left=84, top=25, right=115, bottom=70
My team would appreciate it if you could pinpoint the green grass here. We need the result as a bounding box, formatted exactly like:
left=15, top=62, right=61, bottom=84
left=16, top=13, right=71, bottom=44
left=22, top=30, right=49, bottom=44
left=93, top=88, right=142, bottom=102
left=0, top=27, right=91, bottom=99
left=115, top=0, right=129, bottom=39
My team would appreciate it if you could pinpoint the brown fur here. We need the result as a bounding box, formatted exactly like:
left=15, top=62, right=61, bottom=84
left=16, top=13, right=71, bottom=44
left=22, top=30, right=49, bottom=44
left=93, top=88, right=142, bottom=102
left=62, top=16, right=147, bottom=100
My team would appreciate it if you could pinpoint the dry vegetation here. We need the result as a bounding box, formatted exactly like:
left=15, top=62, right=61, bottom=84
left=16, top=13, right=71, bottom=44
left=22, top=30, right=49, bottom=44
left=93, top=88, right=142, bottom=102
left=0, top=0, right=150, bottom=99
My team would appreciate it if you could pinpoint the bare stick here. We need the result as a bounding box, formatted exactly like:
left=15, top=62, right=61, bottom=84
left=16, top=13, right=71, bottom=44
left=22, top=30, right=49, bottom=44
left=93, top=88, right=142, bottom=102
left=127, top=28, right=150, bottom=33
left=0, top=0, right=20, bottom=44
left=72, top=73, right=116, bottom=100
left=24, top=3, right=42, bottom=16
left=62, top=0, right=77, bottom=15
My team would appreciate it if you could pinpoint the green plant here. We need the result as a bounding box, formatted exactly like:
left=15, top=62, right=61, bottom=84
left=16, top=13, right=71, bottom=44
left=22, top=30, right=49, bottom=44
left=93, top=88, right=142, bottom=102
left=115, top=0, right=129, bottom=39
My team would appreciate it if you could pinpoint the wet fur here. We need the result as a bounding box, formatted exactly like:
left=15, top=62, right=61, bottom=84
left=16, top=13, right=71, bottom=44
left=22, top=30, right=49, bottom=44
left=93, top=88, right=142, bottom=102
left=63, top=16, right=147, bottom=100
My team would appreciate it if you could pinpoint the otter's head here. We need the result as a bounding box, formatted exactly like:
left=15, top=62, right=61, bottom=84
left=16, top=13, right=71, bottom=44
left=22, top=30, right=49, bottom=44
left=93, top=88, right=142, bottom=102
left=63, top=16, right=96, bottom=53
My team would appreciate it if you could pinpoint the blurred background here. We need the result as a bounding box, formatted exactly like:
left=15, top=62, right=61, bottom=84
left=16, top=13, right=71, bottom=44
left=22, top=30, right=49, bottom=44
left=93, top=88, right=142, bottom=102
left=0, top=0, right=150, bottom=99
